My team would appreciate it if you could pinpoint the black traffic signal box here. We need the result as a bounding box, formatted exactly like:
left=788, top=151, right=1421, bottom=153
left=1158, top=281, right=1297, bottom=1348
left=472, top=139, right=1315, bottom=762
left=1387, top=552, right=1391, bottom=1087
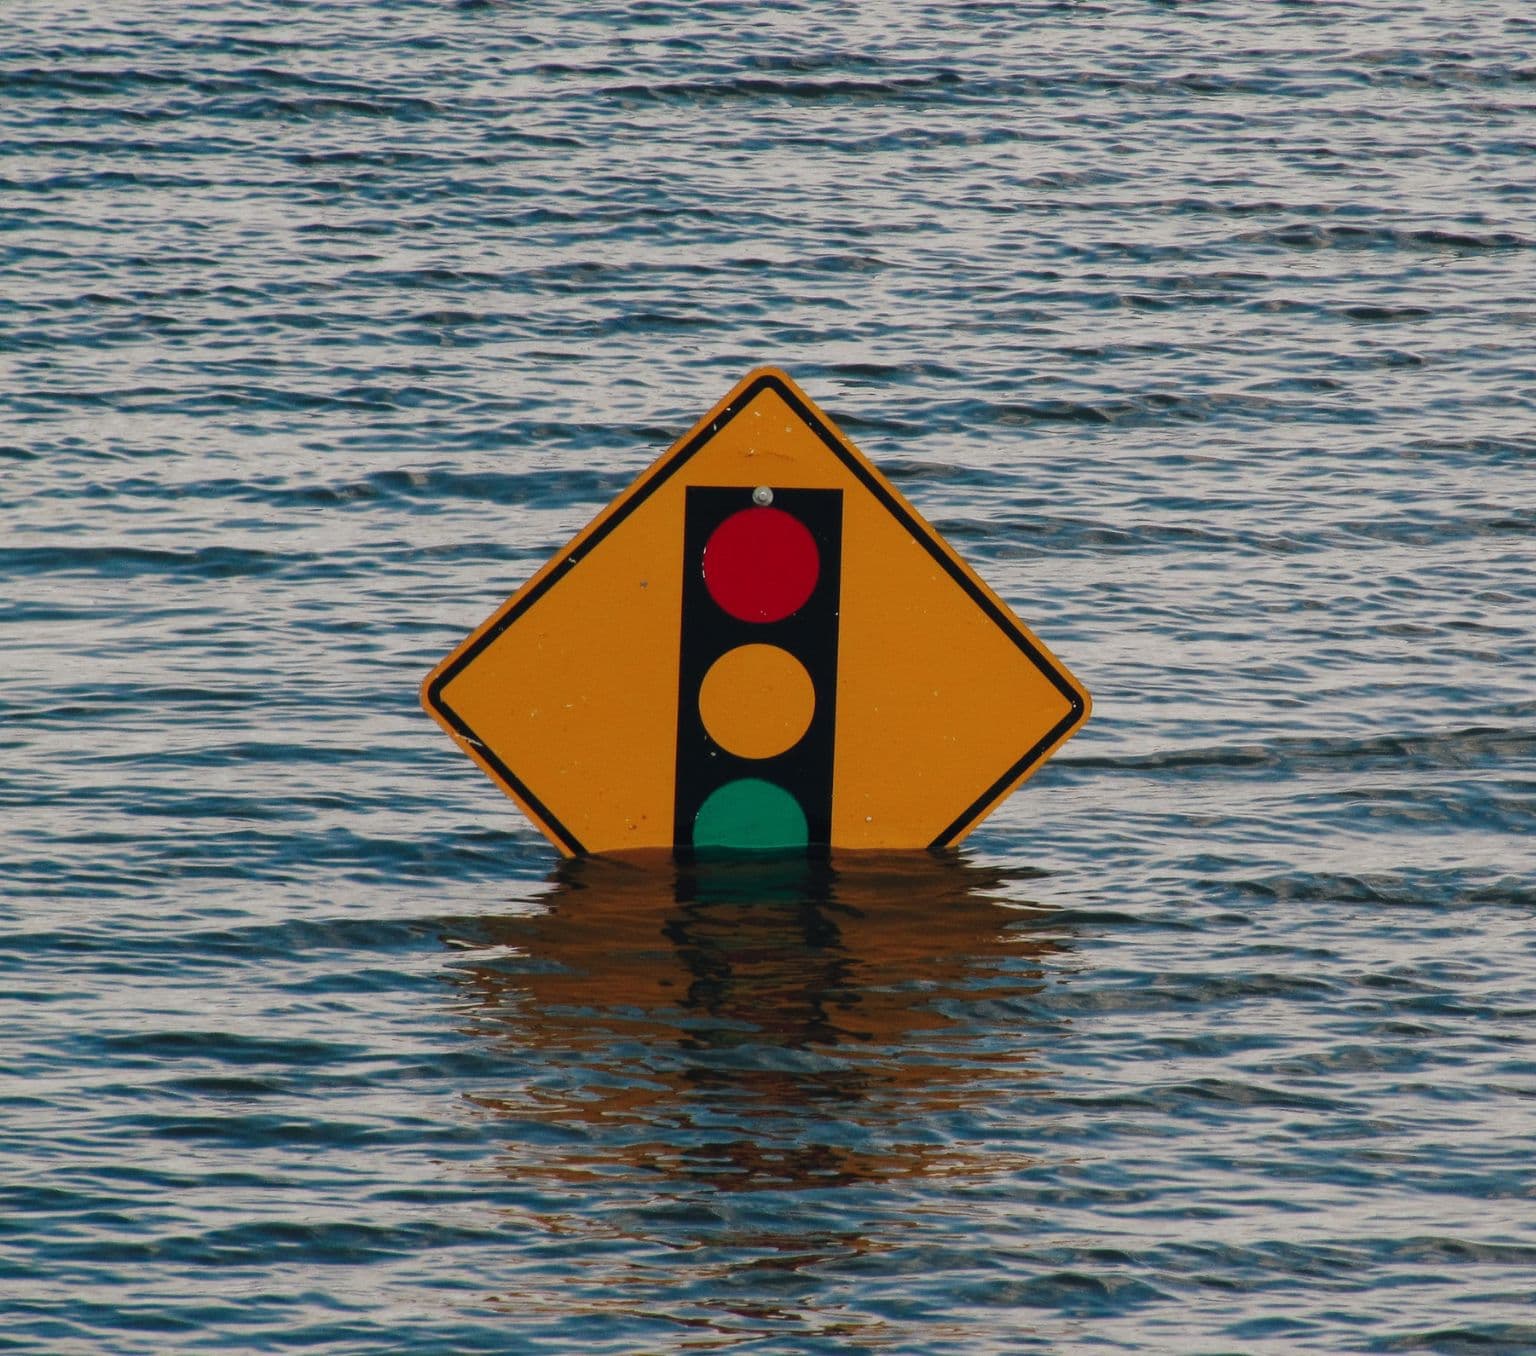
left=673, top=485, right=843, bottom=853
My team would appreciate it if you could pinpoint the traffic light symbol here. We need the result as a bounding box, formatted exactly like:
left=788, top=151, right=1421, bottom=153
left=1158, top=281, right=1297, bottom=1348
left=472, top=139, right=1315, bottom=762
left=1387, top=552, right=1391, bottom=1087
left=674, top=486, right=843, bottom=852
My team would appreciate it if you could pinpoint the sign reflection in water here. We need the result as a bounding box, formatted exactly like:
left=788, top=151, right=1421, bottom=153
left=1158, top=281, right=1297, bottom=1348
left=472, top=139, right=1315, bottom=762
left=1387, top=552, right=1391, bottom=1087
left=446, top=854, right=1073, bottom=1195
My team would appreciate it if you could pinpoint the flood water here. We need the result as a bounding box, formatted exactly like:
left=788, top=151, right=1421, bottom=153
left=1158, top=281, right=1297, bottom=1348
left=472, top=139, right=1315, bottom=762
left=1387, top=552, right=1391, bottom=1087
left=4, top=1, right=1535, bottom=1351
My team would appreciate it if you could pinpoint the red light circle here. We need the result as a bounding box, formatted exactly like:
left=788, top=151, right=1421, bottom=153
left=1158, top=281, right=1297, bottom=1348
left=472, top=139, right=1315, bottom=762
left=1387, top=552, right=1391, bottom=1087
left=702, top=506, right=820, bottom=623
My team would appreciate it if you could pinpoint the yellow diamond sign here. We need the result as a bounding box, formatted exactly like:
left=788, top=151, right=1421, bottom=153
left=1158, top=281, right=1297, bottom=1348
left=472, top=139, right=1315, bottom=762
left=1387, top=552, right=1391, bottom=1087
left=422, top=368, right=1090, bottom=856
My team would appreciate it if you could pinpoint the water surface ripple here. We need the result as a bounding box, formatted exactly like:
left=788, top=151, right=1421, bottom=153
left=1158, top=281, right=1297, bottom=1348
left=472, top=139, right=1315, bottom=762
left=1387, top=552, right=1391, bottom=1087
left=3, top=2, right=1535, bottom=1352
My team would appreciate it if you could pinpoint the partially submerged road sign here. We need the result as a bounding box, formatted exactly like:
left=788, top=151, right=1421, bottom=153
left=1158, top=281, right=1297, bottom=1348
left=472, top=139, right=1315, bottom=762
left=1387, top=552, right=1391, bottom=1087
left=422, top=368, right=1090, bottom=856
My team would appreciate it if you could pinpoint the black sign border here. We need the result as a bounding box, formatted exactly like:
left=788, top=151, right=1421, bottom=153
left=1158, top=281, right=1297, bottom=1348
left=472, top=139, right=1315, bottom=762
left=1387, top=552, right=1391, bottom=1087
left=424, top=371, right=1087, bottom=855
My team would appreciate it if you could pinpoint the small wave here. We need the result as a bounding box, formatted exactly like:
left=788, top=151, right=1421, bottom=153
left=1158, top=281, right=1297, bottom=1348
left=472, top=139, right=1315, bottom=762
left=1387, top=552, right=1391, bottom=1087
left=1236, top=222, right=1532, bottom=253
left=601, top=70, right=962, bottom=104
left=1050, top=1076, right=1342, bottom=1113
left=1223, top=867, right=1535, bottom=912
left=1063, top=724, right=1536, bottom=776
left=213, top=92, right=445, bottom=123
left=1345, top=53, right=1536, bottom=94
left=0, top=543, right=299, bottom=580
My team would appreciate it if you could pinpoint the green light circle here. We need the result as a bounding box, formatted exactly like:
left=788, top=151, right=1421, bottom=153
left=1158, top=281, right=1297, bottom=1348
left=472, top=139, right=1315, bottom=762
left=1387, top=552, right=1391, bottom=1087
left=692, top=778, right=809, bottom=852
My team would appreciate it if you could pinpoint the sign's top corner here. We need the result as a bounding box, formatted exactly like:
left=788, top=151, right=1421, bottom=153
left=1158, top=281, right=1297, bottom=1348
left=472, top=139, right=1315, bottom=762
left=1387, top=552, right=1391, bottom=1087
left=724, top=365, right=818, bottom=403
left=738, top=363, right=798, bottom=386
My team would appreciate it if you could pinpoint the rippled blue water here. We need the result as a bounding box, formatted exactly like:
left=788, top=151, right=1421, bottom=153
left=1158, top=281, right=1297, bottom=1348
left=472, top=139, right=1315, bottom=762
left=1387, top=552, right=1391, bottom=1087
left=5, top=2, right=1536, bottom=1351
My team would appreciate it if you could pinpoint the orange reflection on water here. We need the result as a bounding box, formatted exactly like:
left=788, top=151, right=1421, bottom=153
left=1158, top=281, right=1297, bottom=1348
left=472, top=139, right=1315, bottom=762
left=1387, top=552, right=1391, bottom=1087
left=449, top=851, right=1070, bottom=1195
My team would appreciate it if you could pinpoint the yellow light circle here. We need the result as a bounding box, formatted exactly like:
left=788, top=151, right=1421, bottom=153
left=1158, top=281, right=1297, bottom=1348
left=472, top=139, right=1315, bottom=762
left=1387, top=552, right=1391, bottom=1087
left=698, top=644, right=816, bottom=760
